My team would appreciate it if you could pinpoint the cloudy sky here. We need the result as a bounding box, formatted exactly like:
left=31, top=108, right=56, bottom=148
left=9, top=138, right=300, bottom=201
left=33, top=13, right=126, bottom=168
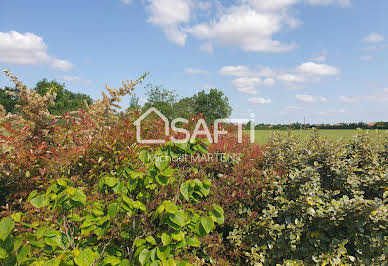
left=0, top=0, right=387, bottom=123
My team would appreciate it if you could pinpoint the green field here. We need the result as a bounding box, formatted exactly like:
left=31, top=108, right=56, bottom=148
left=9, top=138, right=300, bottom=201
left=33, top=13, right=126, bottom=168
left=246, top=129, right=388, bottom=145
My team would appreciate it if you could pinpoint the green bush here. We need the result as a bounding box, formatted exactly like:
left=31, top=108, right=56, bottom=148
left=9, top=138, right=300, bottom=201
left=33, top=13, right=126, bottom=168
left=228, top=130, right=387, bottom=265
left=0, top=141, right=224, bottom=265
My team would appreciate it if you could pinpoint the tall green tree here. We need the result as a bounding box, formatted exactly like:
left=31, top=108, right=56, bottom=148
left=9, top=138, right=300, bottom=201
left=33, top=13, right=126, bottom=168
left=192, top=89, right=232, bottom=124
left=143, top=84, right=177, bottom=120
left=173, top=97, right=195, bottom=119
left=127, top=93, right=141, bottom=111
left=34, top=79, right=93, bottom=115
left=1, top=79, right=93, bottom=115
left=0, top=86, right=19, bottom=113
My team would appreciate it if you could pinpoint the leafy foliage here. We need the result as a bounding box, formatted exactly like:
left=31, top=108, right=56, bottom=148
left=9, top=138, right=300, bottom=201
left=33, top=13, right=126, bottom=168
left=34, top=79, right=93, bottom=115
left=228, top=131, right=388, bottom=265
left=191, top=89, right=232, bottom=124
left=1, top=71, right=387, bottom=265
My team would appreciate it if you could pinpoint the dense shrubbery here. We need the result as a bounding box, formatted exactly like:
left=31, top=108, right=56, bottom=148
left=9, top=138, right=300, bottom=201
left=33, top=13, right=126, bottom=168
left=0, top=71, right=387, bottom=265
left=229, top=131, right=387, bottom=264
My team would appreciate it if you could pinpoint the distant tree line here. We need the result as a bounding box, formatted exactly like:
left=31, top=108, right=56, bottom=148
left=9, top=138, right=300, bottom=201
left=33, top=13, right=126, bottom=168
left=253, top=122, right=388, bottom=130
left=128, top=84, right=232, bottom=124
left=0, top=79, right=93, bottom=115
left=1, top=80, right=232, bottom=123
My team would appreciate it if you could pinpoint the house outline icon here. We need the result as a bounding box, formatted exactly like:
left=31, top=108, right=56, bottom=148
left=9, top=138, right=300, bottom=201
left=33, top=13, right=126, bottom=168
left=133, top=107, right=169, bottom=144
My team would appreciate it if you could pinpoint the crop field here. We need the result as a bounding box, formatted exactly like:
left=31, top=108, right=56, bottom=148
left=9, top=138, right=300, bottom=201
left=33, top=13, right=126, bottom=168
left=248, top=129, right=388, bottom=144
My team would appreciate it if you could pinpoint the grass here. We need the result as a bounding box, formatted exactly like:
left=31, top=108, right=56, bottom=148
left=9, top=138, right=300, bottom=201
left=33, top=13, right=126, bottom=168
left=245, top=129, right=388, bottom=145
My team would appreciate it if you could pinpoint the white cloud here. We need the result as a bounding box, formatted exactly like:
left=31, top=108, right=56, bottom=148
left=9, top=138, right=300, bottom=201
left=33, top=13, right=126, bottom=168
left=220, top=65, right=276, bottom=94
left=200, top=42, right=213, bottom=53
left=363, top=33, right=384, bottom=43
left=232, top=77, right=261, bottom=95
left=287, top=105, right=304, bottom=110
left=328, top=108, right=345, bottom=113
left=339, top=96, right=358, bottom=103
left=297, top=62, right=339, bottom=76
left=184, top=67, right=209, bottom=75
left=189, top=4, right=297, bottom=52
left=219, top=65, right=253, bottom=77
left=312, top=55, right=326, bottom=62
left=146, top=0, right=191, bottom=46
left=276, top=62, right=339, bottom=85
left=248, top=97, right=272, bottom=104
left=360, top=55, right=373, bottom=61
left=277, top=73, right=305, bottom=83
left=221, top=62, right=339, bottom=96
left=120, top=0, right=132, bottom=4
left=263, top=78, right=276, bottom=86
left=143, top=0, right=352, bottom=52
left=296, top=94, right=327, bottom=103
left=305, top=0, right=351, bottom=7
left=366, top=88, right=388, bottom=103
left=0, top=31, right=72, bottom=71
left=62, top=75, right=81, bottom=82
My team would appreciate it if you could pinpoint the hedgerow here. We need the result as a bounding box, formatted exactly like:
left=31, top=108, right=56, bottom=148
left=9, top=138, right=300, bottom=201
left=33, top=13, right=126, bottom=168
left=0, top=71, right=387, bottom=265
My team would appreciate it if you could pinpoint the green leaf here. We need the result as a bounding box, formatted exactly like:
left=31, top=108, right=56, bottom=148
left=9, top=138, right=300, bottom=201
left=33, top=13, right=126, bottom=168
left=163, top=259, right=177, bottom=266
left=161, top=233, right=172, bottom=246
left=163, top=201, right=178, bottom=214
left=169, top=210, right=186, bottom=228
left=105, top=176, right=118, bottom=187
left=133, top=239, right=146, bottom=248
left=30, top=194, right=49, bottom=208
left=42, top=258, right=62, bottom=266
left=210, top=204, right=224, bottom=225
left=139, top=249, right=151, bottom=265
left=16, top=244, right=30, bottom=263
left=127, top=178, right=138, bottom=191
left=154, top=204, right=165, bottom=218
left=146, top=236, right=157, bottom=245
left=11, top=212, right=22, bottom=223
left=104, top=255, right=121, bottom=265
left=74, top=248, right=97, bottom=266
left=0, top=248, right=8, bottom=259
left=139, top=150, right=149, bottom=164
left=156, top=174, right=169, bottom=185
left=180, top=182, right=190, bottom=201
left=44, top=229, right=60, bottom=237
left=0, top=217, right=15, bottom=241
left=44, top=235, right=62, bottom=247
left=34, top=226, right=47, bottom=239
left=56, top=179, right=67, bottom=187
left=200, top=216, right=214, bottom=234
left=155, top=158, right=169, bottom=171
left=197, top=143, right=208, bottom=154
left=161, top=168, right=174, bottom=177
left=171, top=231, right=185, bottom=242
left=133, top=201, right=146, bottom=212
left=176, top=142, right=189, bottom=152
left=187, top=236, right=201, bottom=247
left=156, top=246, right=170, bottom=261
left=66, top=187, right=76, bottom=196
left=27, top=190, right=38, bottom=202
left=108, top=203, right=119, bottom=217
left=176, top=260, right=191, bottom=266
left=71, top=189, right=87, bottom=205
left=118, top=259, right=130, bottom=266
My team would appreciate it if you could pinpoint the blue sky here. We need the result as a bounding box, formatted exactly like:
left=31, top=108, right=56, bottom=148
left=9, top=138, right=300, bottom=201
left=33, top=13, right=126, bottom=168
left=0, top=0, right=387, bottom=124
